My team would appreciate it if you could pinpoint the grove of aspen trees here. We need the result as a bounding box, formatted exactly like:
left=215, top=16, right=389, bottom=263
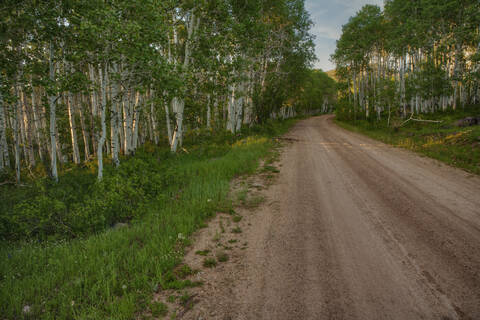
left=0, top=0, right=327, bottom=183
left=332, top=0, right=480, bottom=122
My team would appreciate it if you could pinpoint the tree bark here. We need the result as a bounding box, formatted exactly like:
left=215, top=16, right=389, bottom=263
left=97, top=64, right=108, bottom=181
left=66, top=92, right=81, bottom=164
left=49, top=42, right=58, bottom=182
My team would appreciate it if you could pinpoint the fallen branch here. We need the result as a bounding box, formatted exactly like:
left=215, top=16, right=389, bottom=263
left=0, top=181, right=27, bottom=187
left=400, top=112, right=443, bottom=127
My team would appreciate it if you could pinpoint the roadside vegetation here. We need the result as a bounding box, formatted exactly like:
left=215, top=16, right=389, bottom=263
left=332, top=0, right=480, bottom=174
left=0, top=119, right=297, bottom=319
left=336, top=108, right=480, bottom=174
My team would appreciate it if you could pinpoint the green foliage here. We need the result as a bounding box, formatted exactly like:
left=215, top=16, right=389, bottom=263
left=332, top=0, right=480, bottom=120
left=0, top=118, right=297, bottom=319
left=296, top=69, right=337, bottom=114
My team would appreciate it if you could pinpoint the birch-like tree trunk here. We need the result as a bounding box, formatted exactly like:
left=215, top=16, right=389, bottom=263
left=49, top=42, right=58, bottom=182
left=164, top=97, right=172, bottom=144
left=226, top=83, right=236, bottom=133
left=132, top=93, right=141, bottom=152
left=110, top=64, right=120, bottom=166
left=66, top=92, right=81, bottom=164
left=171, top=10, right=198, bottom=152
left=206, top=93, right=211, bottom=129
left=13, top=86, right=21, bottom=182
left=30, top=82, right=44, bottom=161
left=0, top=89, right=8, bottom=170
left=149, top=90, right=159, bottom=144
left=78, top=95, right=90, bottom=161
left=88, top=64, right=98, bottom=154
left=97, top=64, right=108, bottom=181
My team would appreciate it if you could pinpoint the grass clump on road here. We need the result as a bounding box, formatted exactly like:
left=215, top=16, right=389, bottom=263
left=216, top=251, right=229, bottom=263
left=195, top=249, right=210, bottom=256
left=0, top=119, right=297, bottom=319
left=203, top=258, right=217, bottom=268
left=231, top=227, right=243, bottom=234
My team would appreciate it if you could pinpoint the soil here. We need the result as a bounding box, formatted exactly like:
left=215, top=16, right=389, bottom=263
left=154, top=115, right=480, bottom=320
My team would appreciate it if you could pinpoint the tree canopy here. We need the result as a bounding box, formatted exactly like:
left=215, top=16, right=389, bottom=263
left=332, top=0, right=480, bottom=122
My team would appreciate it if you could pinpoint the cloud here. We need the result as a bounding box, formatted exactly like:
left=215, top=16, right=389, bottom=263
left=305, top=0, right=384, bottom=71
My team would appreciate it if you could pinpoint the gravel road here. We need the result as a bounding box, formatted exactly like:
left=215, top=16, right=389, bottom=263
left=183, top=115, right=480, bottom=320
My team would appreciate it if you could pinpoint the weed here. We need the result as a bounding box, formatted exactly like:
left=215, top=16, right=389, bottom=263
left=228, top=239, right=238, bottom=244
left=174, top=264, right=195, bottom=279
left=203, top=258, right=217, bottom=268
left=219, top=219, right=225, bottom=233
left=232, top=227, right=242, bottom=234
left=261, top=165, right=280, bottom=173
left=150, top=302, right=168, bottom=318
left=178, top=292, right=197, bottom=310
left=236, top=187, right=248, bottom=204
left=245, top=195, right=265, bottom=208
left=232, top=215, right=242, bottom=223
left=160, top=271, right=202, bottom=290
left=216, top=251, right=229, bottom=262
left=195, top=250, right=210, bottom=256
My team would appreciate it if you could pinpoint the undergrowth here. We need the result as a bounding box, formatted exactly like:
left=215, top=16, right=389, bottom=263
left=0, top=118, right=297, bottom=319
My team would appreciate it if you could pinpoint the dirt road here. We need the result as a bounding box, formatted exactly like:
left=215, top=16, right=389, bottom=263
left=178, top=115, right=480, bottom=320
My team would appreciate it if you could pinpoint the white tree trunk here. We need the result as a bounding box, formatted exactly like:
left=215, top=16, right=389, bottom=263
left=49, top=42, right=58, bottom=182
left=97, top=64, right=108, bottom=181
left=171, top=10, right=198, bottom=152
left=170, top=97, right=184, bottom=152
left=111, top=65, right=120, bottom=166
left=0, top=89, right=8, bottom=170
left=206, top=93, right=211, bottom=129
left=66, top=92, right=81, bottom=164
left=78, top=95, right=90, bottom=161
left=30, top=83, right=44, bottom=161
left=132, top=93, right=141, bottom=152
left=150, top=90, right=159, bottom=144
left=164, top=97, right=172, bottom=144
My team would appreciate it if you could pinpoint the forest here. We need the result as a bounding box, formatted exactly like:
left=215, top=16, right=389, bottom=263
left=0, top=0, right=337, bottom=318
left=332, top=0, right=480, bottom=122
left=0, top=0, right=339, bottom=185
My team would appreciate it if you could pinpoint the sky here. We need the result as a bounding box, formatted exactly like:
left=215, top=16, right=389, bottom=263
left=305, top=0, right=384, bottom=71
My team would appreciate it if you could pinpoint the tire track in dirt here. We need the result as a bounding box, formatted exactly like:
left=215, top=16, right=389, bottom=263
left=158, top=115, right=480, bottom=320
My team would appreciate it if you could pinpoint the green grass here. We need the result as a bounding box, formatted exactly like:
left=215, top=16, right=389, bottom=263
left=216, top=251, right=229, bottom=263
left=194, top=250, right=210, bottom=256
left=202, top=258, right=217, bottom=268
left=231, top=227, right=242, bottom=234
left=149, top=301, right=168, bottom=318
left=0, top=118, right=298, bottom=319
left=336, top=107, right=480, bottom=175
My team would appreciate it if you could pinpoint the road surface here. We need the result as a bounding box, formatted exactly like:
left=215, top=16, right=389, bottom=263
left=184, top=115, right=480, bottom=320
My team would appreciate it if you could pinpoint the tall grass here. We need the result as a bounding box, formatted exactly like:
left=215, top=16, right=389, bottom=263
left=0, top=119, right=296, bottom=319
